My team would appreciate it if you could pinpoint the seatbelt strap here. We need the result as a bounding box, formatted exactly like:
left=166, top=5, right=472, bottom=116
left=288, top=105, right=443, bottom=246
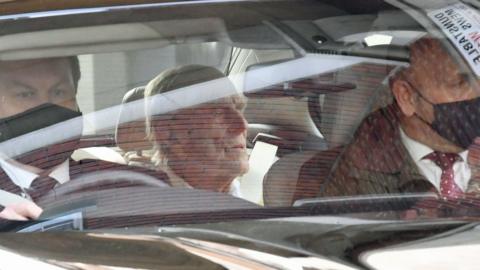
left=239, top=141, right=278, bottom=205
left=0, top=189, right=30, bottom=207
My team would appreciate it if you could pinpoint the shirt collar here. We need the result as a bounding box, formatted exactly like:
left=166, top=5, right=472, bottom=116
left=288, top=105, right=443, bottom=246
left=164, top=167, right=192, bottom=189
left=399, top=127, right=468, bottom=162
left=228, top=178, right=242, bottom=198
left=49, top=159, right=70, bottom=184
left=0, top=159, right=70, bottom=188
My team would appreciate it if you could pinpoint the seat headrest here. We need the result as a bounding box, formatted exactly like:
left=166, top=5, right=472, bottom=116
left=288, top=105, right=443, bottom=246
left=123, top=86, right=145, bottom=103
left=115, top=86, right=151, bottom=152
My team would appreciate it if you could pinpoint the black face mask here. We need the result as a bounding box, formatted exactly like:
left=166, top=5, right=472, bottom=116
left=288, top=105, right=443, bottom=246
left=0, top=103, right=82, bottom=143
left=415, top=90, right=480, bottom=149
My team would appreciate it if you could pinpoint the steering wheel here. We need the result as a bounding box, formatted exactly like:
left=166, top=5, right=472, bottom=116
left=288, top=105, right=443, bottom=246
left=42, top=169, right=169, bottom=200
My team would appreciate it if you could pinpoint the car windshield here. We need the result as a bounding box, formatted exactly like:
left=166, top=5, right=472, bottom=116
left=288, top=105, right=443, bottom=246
left=0, top=0, right=479, bottom=233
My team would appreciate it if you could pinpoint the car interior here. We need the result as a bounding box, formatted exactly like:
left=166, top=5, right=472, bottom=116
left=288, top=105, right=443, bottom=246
left=2, top=2, right=480, bottom=270
left=0, top=1, right=429, bottom=214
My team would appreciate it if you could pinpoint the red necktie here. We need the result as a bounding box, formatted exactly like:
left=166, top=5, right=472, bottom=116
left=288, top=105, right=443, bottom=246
left=423, top=151, right=463, bottom=199
left=27, top=174, right=58, bottom=201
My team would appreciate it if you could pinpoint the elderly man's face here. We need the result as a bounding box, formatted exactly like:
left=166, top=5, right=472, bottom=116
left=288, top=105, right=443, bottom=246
left=161, top=94, right=248, bottom=190
left=407, top=39, right=480, bottom=122
left=0, top=58, right=77, bottom=118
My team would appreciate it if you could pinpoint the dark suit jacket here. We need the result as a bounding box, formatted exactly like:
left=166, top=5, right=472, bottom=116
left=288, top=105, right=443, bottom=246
left=0, top=158, right=170, bottom=201
left=321, top=104, right=480, bottom=197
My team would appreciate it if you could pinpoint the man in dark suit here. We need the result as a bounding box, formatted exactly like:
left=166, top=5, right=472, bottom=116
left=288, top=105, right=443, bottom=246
left=323, top=37, right=480, bottom=202
left=0, top=57, right=80, bottom=220
left=0, top=57, right=168, bottom=220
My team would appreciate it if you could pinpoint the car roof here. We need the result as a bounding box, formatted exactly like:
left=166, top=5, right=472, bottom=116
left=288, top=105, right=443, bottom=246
left=0, top=0, right=173, bottom=15
left=0, top=0, right=394, bottom=17
left=0, top=0, right=419, bottom=62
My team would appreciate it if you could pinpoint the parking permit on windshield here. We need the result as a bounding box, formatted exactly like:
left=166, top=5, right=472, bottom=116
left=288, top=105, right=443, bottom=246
left=428, top=3, right=480, bottom=77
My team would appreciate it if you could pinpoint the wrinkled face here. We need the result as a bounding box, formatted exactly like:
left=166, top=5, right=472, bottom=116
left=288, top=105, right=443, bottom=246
left=407, top=39, right=480, bottom=122
left=0, top=58, right=77, bottom=118
left=158, top=94, right=249, bottom=190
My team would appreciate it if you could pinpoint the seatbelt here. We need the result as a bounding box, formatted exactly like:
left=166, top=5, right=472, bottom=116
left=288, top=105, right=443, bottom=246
left=0, top=189, right=30, bottom=207
left=239, top=141, right=278, bottom=205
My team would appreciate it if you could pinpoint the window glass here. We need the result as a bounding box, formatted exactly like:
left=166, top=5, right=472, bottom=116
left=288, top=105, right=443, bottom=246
left=0, top=0, right=479, bottom=233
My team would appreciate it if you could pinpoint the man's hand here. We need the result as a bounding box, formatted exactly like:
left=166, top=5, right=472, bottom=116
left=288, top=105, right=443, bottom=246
left=0, top=201, right=43, bottom=221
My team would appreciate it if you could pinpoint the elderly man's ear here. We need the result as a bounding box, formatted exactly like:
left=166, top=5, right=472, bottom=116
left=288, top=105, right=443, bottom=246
left=392, top=79, right=417, bottom=117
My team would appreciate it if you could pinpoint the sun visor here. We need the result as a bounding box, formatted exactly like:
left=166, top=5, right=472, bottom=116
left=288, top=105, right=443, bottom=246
left=227, top=25, right=291, bottom=49
left=0, top=18, right=229, bottom=60
left=311, top=12, right=423, bottom=61
left=315, top=12, right=423, bottom=43
left=314, top=15, right=378, bottom=42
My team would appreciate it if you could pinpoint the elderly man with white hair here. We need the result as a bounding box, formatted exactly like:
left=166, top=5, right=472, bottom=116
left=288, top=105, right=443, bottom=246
left=145, top=65, right=249, bottom=196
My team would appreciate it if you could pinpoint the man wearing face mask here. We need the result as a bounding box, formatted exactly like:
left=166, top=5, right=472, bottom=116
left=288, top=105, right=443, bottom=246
left=0, top=57, right=80, bottom=220
left=0, top=57, right=168, bottom=221
left=323, top=37, right=480, bottom=201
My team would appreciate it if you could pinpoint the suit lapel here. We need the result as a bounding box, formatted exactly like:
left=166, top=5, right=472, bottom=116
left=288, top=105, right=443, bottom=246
left=357, top=104, right=433, bottom=193
left=396, top=144, right=434, bottom=193
left=370, top=107, right=434, bottom=193
left=466, top=164, right=480, bottom=193
left=356, top=134, right=433, bottom=194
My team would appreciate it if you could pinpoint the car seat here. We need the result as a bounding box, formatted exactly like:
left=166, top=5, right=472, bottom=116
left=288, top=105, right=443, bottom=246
left=115, top=86, right=155, bottom=168
left=262, top=62, right=396, bottom=206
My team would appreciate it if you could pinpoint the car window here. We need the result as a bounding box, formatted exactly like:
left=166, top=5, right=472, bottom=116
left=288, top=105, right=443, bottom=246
left=0, top=0, right=478, bottom=250
left=3, top=1, right=480, bottom=269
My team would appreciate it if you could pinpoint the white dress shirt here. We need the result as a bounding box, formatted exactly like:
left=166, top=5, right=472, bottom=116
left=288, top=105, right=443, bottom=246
left=164, top=166, right=243, bottom=198
left=399, top=127, right=471, bottom=192
left=0, top=159, right=70, bottom=190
